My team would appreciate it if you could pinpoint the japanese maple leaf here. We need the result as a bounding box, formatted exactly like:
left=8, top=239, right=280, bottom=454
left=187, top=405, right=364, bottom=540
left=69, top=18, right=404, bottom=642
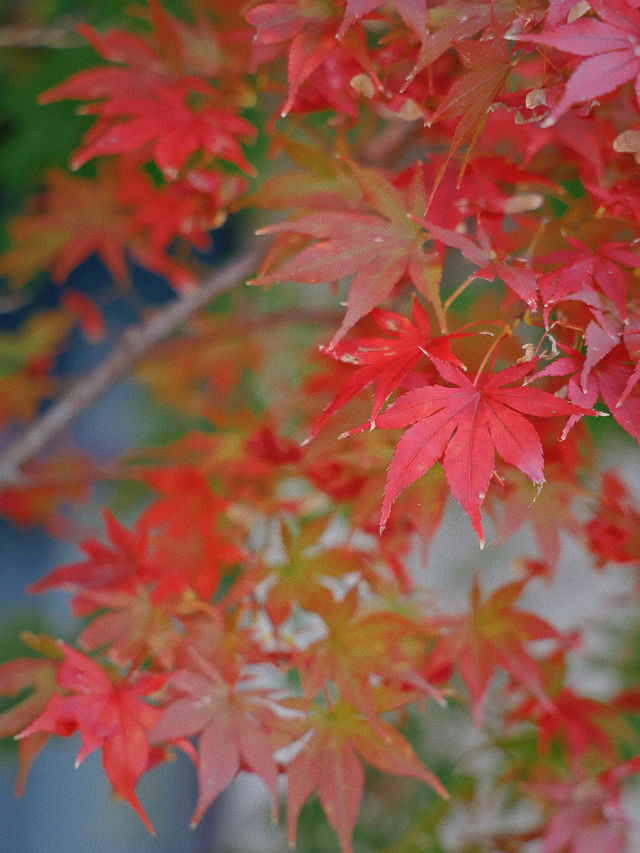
left=427, top=23, right=514, bottom=183
left=281, top=698, right=447, bottom=853
left=406, top=1, right=513, bottom=85
left=527, top=770, right=629, bottom=853
left=140, top=466, right=246, bottom=601
left=150, top=662, right=281, bottom=827
left=536, top=346, right=640, bottom=445
left=294, top=587, right=446, bottom=724
left=251, top=161, right=446, bottom=343
left=17, top=643, right=164, bottom=834
left=43, top=76, right=255, bottom=177
left=231, top=516, right=369, bottom=626
left=593, top=348, right=640, bottom=444
left=337, top=0, right=428, bottom=42
left=246, top=0, right=347, bottom=116
left=377, top=359, right=592, bottom=545
left=483, top=421, right=588, bottom=572
left=510, top=685, right=624, bottom=762
left=538, top=236, right=637, bottom=323
left=0, top=165, right=134, bottom=287
left=0, top=654, right=59, bottom=795
left=585, top=471, right=640, bottom=565
left=40, top=11, right=256, bottom=177
left=431, top=575, right=566, bottom=720
left=517, top=0, right=640, bottom=126
left=306, top=301, right=467, bottom=440
left=29, top=508, right=150, bottom=597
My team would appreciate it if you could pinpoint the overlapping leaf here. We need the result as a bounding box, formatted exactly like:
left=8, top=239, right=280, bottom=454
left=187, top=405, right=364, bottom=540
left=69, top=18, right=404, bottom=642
left=281, top=698, right=447, bottom=853
left=150, top=661, right=281, bottom=827
left=17, top=643, right=164, bottom=833
left=517, top=0, right=640, bottom=126
left=431, top=575, right=567, bottom=720
left=251, top=161, right=445, bottom=343
left=307, top=300, right=466, bottom=439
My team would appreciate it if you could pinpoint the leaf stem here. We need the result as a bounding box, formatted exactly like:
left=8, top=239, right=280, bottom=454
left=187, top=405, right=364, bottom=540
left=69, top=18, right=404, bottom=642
left=472, top=324, right=512, bottom=386
left=443, top=273, right=476, bottom=313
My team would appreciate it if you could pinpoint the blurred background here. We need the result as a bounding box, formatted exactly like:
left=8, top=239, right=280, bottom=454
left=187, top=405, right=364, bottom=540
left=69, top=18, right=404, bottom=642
left=2, top=3, right=640, bottom=853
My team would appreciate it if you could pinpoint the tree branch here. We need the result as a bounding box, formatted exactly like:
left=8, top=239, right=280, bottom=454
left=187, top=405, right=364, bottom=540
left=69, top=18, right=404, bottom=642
left=0, top=14, right=82, bottom=48
left=0, top=247, right=264, bottom=487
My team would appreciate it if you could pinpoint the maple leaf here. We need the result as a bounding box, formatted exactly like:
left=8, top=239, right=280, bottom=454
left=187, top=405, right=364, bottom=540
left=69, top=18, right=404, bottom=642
left=292, top=587, right=447, bottom=725
left=246, top=0, right=349, bottom=116
left=592, top=348, right=640, bottom=445
left=281, top=698, right=447, bottom=853
left=585, top=471, right=640, bottom=565
left=251, top=161, right=446, bottom=342
left=306, top=300, right=467, bottom=440
left=27, top=508, right=188, bottom=667
left=415, top=216, right=540, bottom=309
left=510, top=684, right=625, bottom=762
left=17, top=643, right=164, bottom=834
left=377, top=359, right=592, bottom=545
left=536, top=346, right=640, bottom=445
left=483, top=420, right=589, bottom=572
left=233, top=516, right=369, bottom=626
left=408, top=1, right=503, bottom=76
left=527, top=769, right=629, bottom=853
left=427, top=22, right=514, bottom=186
left=40, top=10, right=257, bottom=177
left=0, top=165, right=135, bottom=287
left=0, top=652, right=60, bottom=795
left=29, top=508, right=150, bottom=597
left=431, top=575, right=567, bottom=721
left=44, top=76, right=256, bottom=177
left=538, top=236, right=637, bottom=324
left=140, top=466, right=246, bottom=601
left=150, top=652, right=282, bottom=827
left=337, top=0, right=428, bottom=42
left=516, top=0, right=640, bottom=126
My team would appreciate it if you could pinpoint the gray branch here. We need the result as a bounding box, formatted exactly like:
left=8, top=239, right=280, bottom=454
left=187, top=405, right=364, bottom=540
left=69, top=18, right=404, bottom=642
left=0, top=248, right=263, bottom=486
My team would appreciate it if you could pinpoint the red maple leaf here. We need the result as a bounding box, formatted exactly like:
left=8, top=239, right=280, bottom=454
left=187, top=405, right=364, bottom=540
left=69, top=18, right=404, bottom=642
left=43, top=75, right=255, bottom=177
left=17, top=643, right=165, bottom=833
left=0, top=651, right=60, bottom=795
left=40, top=10, right=256, bottom=179
left=337, top=0, right=428, bottom=42
left=527, top=769, right=629, bottom=853
left=150, top=658, right=282, bottom=828
left=246, top=0, right=373, bottom=117
left=426, top=21, right=514, bottom=186
left=280, top=698, right=447, bottom=853
left=517, top=0, right=640, bottom=126
left=431, top=575, right=567, bottom=721
left=29, top=508, right=150, bottom=597
left=140, top=466, right=246, bottom=601
left=538, top=236, right=637, bottom=323
left=377, top=359, right=592, bottom=545
left=306, top=301, right=467, bottom=440
left=251, top=161, right=447, bottom=342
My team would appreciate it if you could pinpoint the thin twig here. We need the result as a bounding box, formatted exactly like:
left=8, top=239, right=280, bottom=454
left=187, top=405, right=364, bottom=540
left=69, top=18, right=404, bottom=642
left=0, top=15, right=82, bottom=49
left=0, top=247, right=265, bottom=486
